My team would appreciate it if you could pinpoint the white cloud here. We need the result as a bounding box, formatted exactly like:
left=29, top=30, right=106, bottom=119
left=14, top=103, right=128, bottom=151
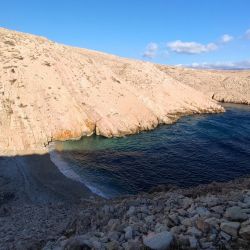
left=244, top=29, right=250, bottom=40
left=143, top=42, right=158, bottom=58
left=166, top=40, right=218, bottom=54
left=220, top=34, right=234, bottom=43
left=178, top=60, right=250, bottom=70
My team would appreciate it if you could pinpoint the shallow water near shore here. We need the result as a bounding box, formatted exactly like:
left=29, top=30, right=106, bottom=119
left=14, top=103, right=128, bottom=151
left=51, top=104, right=250, bottom=198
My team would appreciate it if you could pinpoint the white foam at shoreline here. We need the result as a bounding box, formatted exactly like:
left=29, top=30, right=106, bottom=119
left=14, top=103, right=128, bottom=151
left=49, top=150, right=108, bottom=198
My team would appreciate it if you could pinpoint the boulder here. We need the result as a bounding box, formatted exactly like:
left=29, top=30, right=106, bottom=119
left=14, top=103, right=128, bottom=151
left=220, top=221, right=240, bottom=237
left=143, top=231, right=173, bottom=250
left=224, top=206, right=248, bottom=221
left=195, top=218, right=211, bottom=233
left=124, top=226, right=133, bottom=240
left=239, top=225, right=250, bottom=240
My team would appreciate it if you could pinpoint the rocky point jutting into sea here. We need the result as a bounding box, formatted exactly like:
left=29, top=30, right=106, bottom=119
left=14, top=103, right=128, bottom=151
left=1, top=28, right=250, bottom=249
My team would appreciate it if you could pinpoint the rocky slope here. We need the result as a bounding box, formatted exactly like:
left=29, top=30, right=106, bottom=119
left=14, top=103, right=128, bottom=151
left=157, top=65, right=250, bottom=104
left=0, top=28, right=226, bottom=156
left=3, top=176, right=250, bottom=249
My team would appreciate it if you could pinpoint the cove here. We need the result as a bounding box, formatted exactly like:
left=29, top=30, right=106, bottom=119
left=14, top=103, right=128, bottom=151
left=51, top=104, right=250, bottom=198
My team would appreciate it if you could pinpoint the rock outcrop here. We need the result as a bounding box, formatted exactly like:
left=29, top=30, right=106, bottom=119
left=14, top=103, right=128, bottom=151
left=0, top=28, right=226, bottom=155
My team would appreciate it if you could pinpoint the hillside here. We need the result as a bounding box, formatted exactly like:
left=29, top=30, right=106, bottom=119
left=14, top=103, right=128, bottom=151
left=2, top=28, right=249, bottom=155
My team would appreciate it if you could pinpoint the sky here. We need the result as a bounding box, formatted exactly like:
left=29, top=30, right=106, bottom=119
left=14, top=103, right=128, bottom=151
left=1, top=0, right=250, bottom=69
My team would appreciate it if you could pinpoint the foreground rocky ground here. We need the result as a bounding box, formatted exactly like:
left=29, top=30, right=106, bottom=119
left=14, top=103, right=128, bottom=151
left=42, top=178, right=250, bottom=250
left=2, top=175, right=250, bottom=249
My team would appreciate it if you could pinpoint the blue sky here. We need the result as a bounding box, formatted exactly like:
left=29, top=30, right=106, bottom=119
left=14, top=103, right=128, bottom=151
left=1, top=0, right=250, bottom=69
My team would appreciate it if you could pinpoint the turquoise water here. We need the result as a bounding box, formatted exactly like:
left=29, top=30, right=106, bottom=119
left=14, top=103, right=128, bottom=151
left=52, top=104, right=250, bottom=198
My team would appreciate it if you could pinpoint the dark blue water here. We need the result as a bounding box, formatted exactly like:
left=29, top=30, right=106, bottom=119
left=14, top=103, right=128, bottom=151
left=52, top=104, right=250, bottom=198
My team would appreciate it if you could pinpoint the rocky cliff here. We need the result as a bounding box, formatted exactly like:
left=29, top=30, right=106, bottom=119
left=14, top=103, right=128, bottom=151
left=1, top=28, right=249, bottom=155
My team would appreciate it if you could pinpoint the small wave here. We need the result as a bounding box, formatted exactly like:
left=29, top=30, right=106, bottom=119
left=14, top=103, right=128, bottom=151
left=49, top=150, right=108, bottom=198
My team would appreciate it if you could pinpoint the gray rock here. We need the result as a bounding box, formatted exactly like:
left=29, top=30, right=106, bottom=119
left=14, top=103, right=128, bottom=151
left=170, top=226, right=181, bottom=234
left=204, top=217, right=220, bottom=230
left=107, top=231, right=120, bottom=241
left=178, top=208, right=187, bottom=216
left=195, top=207, right=210, bottom=217
left=239, top=225, right=250, bottom=240
left=220, top=221, right=240, bottom=237
left=106, top=240, right=120, bottom=250
left=188, top=236, right=198, bottom=249
left=224, top=206, right=248, bottom=221
left=195, top=218, right=210, bottom=233
left=127, top=206, right=136, bottom=216
left=124, top=226, right=133, bottom=240
left=145, top=215, right=155, bottom=223
left=62, top=235, right=91, bottom=250
left=244, top=196, right=250, bottom=206
left=200, top=195, right=220, bottom=207
left=107, top=219, right=121, bottom=231
left=181, top=218, right=193, bottom=227
left=143, top=231, right=173, bottom=250
left=211, top=205, right=224, bottom=214
left=182, top=197, right=193, bottom=209
left=169, top=213, right=179, bottom=225
left=122, top=239, right=142, bottom=250
left=187, top=227, right=202, bottom=237
left=220, top=231, right=231, bottom=242
left=177, top=234, right=189, bottom=247
left=155, top=222, right=169, bottom=233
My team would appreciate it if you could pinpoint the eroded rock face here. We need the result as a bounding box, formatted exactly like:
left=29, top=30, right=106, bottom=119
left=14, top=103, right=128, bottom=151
left=0, top=28, right=226, bottom=156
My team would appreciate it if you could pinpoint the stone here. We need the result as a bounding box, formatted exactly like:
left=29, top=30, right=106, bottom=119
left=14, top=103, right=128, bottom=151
left=62, top=235, right=91, bottom=250
left=204, top=217, right=220, bottom=229
left=195, top=218, right=210, bottom=233
left=143, top=231, right=173, bottom=250
left=106, top=240, right=120, bottom=250
left=220, top=231, right=231, bottom=242
left=188, top=236, right=198, bottom=249
left=124, top=226, right=133, bottom=240
left=122, top=239, right=142, bottom=250
left=155, top=223, right=169, bottom=233
left=200, top=195, right=220, bottom=207
left=107, top=231, right=120, bottom=241
left=239, top=225, right=250, bottom=240
left=211, top=205, right=224, bottom=214
left=195, top=207, right=210, bottom=217
left=224, top=206, right=248, bottom=221
left=220, top=221, right=240, bottom=237
left=107, top=219, right=121, bottom=231
left=145, top=215, right=155, bottom=224
left=182, top=197, right=193, bottom=209
left=181, top=218, right=193, bottom=227
left=177, top=234, right=189, bottom=247
left=127, top=206, right=136, bottom=216
left=170, top=226, right=181, bottom=234
left=244, top=196, right=250, bottom=206
left=168, top=213, right=179, bottom=225
left=187, top=227, right=202, bottom=237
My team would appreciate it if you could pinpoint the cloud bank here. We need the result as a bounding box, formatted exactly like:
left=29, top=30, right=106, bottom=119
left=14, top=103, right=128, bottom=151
left=167, top=40, right=218, bottom=54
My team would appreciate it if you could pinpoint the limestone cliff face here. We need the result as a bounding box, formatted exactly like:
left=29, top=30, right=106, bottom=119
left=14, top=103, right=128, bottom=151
left=157, top=65, right=250, bottom=104
left=0, top=28, right=226, bottom=155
